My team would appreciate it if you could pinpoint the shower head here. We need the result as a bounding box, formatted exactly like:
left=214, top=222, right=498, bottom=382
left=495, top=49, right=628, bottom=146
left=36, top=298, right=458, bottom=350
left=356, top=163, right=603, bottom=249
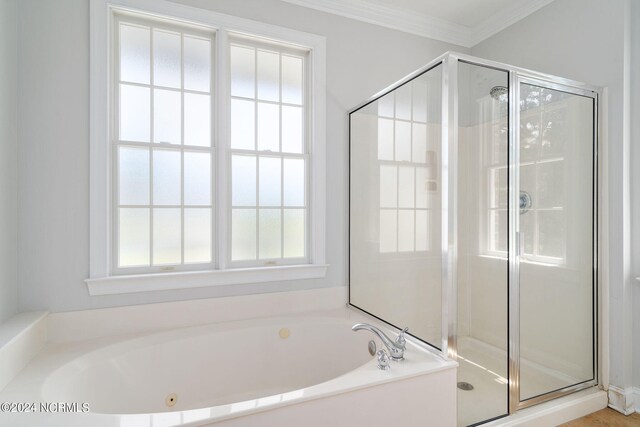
left=490, top=85, right=508, bottom=101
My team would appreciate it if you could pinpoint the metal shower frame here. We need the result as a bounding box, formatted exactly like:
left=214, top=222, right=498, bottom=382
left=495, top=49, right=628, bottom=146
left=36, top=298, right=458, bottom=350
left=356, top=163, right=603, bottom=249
left=347, top=51, right=601, bottom=416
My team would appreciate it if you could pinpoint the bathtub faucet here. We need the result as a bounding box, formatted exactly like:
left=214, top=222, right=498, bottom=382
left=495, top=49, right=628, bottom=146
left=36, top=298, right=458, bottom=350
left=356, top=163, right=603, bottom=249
left=352, top=323, right=408, bottom=361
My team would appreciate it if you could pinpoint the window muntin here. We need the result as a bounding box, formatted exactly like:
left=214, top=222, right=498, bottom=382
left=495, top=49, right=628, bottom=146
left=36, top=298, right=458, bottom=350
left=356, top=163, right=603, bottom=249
left=229, top=39, right=309, bottom=266
left=113, top=15, right=215, bottom=273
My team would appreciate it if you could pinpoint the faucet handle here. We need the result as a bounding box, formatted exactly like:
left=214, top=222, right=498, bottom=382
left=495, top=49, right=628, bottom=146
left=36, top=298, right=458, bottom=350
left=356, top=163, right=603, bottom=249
left=377, top=349, right=391, bottom=370
left=395, top=327, right=409, bottom=349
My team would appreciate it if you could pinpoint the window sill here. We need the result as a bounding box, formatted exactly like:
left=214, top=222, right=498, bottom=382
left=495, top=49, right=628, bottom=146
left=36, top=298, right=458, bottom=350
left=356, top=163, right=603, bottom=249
left=85, top=264, right=329, bottom=296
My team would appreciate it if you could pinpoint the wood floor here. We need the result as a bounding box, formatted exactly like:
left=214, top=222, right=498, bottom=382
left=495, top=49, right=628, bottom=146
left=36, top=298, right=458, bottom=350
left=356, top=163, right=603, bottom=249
left=559, top=408, right=640, bottom=426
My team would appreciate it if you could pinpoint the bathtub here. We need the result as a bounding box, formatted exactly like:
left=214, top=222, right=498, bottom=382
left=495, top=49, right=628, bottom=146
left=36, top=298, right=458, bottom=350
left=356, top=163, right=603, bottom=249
left=0, top=307, right=457, bottom=426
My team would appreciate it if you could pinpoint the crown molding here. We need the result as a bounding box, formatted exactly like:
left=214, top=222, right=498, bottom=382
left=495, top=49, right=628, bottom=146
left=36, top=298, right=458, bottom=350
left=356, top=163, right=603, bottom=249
left=471, top=0, right=556, bottom=44
left=280, top=0, right=472, bottom=47
left=280, top=0, right=556, bottom=48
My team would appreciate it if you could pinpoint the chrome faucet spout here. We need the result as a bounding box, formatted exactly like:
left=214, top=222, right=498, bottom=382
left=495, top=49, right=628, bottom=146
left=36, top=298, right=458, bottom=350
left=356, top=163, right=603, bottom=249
left=352, top=323, right=407, bottom=361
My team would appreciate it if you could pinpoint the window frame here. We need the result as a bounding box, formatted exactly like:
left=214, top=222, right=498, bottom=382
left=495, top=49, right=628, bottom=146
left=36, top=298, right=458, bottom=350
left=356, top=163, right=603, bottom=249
left=88, top=0, right=327, bottom=295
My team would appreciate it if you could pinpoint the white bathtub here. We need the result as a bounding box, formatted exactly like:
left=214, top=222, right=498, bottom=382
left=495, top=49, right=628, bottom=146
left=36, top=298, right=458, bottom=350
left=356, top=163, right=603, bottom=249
left=0, top=306, right=457, bottom=426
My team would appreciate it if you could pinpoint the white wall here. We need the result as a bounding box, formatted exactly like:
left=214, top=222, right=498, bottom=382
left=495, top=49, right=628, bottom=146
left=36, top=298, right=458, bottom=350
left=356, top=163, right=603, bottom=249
left=0, top=0, right=18, bottom=323
left=16, top=0, right=466, bottom=313
left=472, top=0, right=633, bottom=391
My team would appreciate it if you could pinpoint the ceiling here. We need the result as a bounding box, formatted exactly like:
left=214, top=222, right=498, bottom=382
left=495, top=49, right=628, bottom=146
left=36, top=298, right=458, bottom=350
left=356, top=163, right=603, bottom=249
left=280, top=0, right=556, bottom=47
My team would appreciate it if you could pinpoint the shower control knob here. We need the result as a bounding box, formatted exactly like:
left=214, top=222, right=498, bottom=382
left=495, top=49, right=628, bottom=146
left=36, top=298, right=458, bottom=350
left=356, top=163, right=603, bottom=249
left=520, top=191, right=532, bottom=214
left=377, top=349, right=391, bottom=370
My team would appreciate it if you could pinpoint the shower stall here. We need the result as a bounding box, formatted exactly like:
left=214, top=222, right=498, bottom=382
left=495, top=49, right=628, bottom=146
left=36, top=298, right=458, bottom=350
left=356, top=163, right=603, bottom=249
left=348, top=52, right=598, bottom=426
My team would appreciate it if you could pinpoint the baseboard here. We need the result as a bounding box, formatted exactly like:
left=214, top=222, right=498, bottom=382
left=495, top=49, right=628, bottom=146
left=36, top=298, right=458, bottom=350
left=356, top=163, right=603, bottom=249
left=485, top=387, right=607, bottom=426
left=607, top=385, right=637, bottom=415
left=0, top=311, right=48, bottom=392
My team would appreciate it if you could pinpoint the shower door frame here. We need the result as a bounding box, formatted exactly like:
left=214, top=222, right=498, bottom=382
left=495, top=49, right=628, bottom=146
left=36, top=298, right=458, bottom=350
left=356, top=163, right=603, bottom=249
left=444, top=52, right=600, bottom=415
left=507, top=72, right=599, bottom=412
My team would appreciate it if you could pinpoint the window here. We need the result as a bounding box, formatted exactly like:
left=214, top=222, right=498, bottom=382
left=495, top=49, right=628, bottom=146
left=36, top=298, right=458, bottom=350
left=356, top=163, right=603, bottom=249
left=229, top=40, right=308, bottom=266
left=114, top=15, right=214, bottom=273
left=518, top=86, right=567, bottom=264
left=88, top=1, right=326, bottom=295
left=483, top=85, right=567, bottom=265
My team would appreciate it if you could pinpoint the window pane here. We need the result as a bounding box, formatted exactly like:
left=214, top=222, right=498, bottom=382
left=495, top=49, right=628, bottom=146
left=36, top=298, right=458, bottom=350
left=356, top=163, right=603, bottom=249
left=184, top=152, right=211, bottom=205
left=415, top=167, right=427, bottom=209
left=154, top=89, right=181, bottom=145
left=412, top=123, right=427, bottom=163
left=259, top=157, right=281, bottom=206
left=153, top=149, right=181, bottom=205
left=232, top=209, right=256, bottom=260
left=259, top=209, right=281, bottom=259
left=120, top=84, right=150, bottom=142
left=231, top=45, right=255, bottom=98
left=378, top=93, right=394, bottom=118
left=283, top=209, right=305, bottom=258
left=520, top=116, right=540, bottom=163
left=231, top=99, right=255, bottom=150
left=283, top=158, right=304, bottom=207
left=538, top=160, right=564, bottom=208
left=412, top=79, right=428, bottom=123
left=490, top=168, right=508, bottom=209
left=395, top=121, right=411, bottom=161
left=490, top=210, right=508, bottom=253
left=120, top=24, right=150, bottom=84
left=379, top=165, right=397, bottom=208
left=184, top=36, right=211, bottom=92
left=378, top=118, right=394, bottom=161
left=153, top=208, right=181, bottom=265
left=184, top=208, right=211, bottom=263
left=398, top=166, right=414, bottom=208
left=395, top=84, right=411, bottom=120
left=257, top=50, right=279, bottom=102
left=520, top=210, right=535, bottom=255
left=232, top=155, right=256, bottom=206
left=257, top=103, right=279, bottom=151
left=281, top=55, right=302, bottom=105
left=520, top=163, right=535, bottom=204
left=119, top=147, right=149, bottom=205
left=538, top=210, right=565, bottom=258
left=415, top=210, right=428, bottom=251
left=379, top=209, right=397, bottom=253
left=184, top=93, right=210, bottom=147
left=153, top=29, right=180, bottom=88
left=281, top=106, right=302, bottom=153
left=541, top=107, right=567, bottom=158
left=398, top=210, right=414, bottom=251
left=119, top=208, right=150, bottom=267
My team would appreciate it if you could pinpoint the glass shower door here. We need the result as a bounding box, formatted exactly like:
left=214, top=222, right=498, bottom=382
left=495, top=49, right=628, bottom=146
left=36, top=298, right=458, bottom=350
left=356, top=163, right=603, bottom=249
left=516, top=80, right=596, bottom=404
